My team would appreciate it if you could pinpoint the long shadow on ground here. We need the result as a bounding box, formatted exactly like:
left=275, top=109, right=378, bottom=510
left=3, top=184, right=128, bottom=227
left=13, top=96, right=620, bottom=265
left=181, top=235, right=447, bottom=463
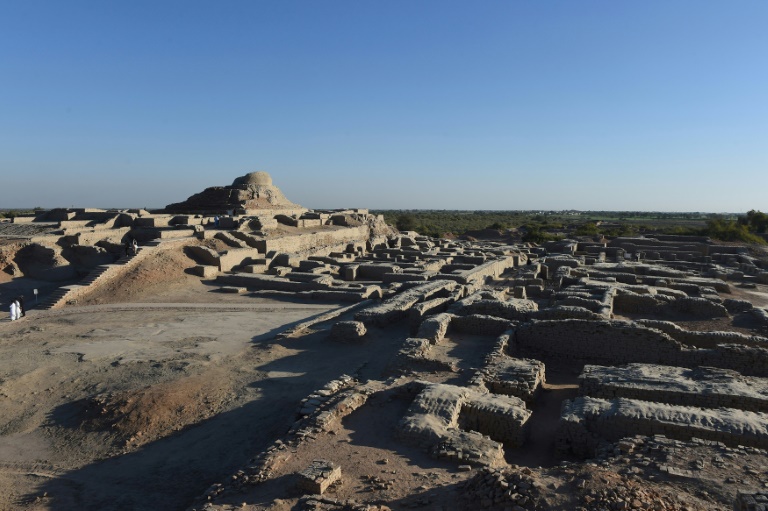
left=29, top=317, right=409, bottom=511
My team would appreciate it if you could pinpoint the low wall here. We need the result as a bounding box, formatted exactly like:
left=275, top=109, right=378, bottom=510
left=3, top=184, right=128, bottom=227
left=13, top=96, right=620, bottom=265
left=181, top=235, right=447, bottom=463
left=580, top=364, right=768, bottom=412
left=355, top=280, right=457, bottom=327
left=410, top=298, right=453, bottom=334
left=451, top=314, right=514, bottom=337
left=438, top=256, right=516, bottom=285
left=636, top=320, right=768, bottom=349
left=459, top=393, right=530, bottom=448
left=396, top=382, right=527, bottom=466
left=449, top=296, right=538, bottom=321
left=557, top=396, right=768, bottom=457
left=514, top=319, right=683, bottom=365
left=260, top=225, right=370, bottom=256
left=218, top=248, right=264, bottom=272
left=416, top=313, right=454, bottom=343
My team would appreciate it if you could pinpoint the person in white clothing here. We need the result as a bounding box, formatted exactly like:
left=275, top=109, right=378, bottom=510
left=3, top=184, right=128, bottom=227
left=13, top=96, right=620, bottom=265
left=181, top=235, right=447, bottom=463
left=10, top=300, right=19, bottom=321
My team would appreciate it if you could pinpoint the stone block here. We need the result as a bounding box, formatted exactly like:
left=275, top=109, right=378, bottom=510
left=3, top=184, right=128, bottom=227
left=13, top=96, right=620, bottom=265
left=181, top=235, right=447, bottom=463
left=332, top=321, right=367, bottom=341
left=191, top=265, right=218, bottom=278
left=295, top=460, right=341, bottom=495
left=220, top=286, right=246, bottom=294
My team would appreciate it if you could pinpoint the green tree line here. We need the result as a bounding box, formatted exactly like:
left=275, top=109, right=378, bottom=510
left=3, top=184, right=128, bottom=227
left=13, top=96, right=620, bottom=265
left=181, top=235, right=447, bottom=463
left=374, top=210, right=767, bottom=245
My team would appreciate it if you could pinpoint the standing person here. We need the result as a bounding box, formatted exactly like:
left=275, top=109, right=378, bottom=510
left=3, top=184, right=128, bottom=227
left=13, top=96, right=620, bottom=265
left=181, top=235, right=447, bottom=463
left=9, top=300, right=19, bottom=321
left=131, top=239, right=138, bottom=255
left=16, top=295, right=25, bottom=317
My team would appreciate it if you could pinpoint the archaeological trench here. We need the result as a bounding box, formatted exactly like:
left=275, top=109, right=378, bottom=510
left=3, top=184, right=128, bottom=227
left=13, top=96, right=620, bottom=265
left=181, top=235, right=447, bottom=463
left=2, top=172, right=768, bottom=511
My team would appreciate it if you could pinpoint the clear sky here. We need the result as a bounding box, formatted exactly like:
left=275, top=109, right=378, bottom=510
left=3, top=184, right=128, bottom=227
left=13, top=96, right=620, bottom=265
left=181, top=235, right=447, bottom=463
left=1, top=1, right=766, bottom=212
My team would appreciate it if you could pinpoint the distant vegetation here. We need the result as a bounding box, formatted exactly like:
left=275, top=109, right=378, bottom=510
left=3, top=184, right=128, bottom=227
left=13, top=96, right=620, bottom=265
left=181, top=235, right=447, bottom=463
left=0, top=209, right=36, bottom=219
left=373, top=210, right=767, bottom=245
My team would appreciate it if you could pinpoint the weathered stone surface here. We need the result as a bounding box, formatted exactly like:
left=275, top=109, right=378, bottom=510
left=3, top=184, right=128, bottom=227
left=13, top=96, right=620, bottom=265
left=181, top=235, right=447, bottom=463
left=295, top=459, right=341, bottom=494
left=191, top=265, right=218, bottom=278
left=397, top=382, right=530, bottom=466
left=557, top=396, right=768, bottom=457
left=331, top=321, right=367, bottom=341
left=580, top=363, right=768, bottom=412
left=483, top=357, right=545, bottom=403
left=165, top=171, right=305, bottom=214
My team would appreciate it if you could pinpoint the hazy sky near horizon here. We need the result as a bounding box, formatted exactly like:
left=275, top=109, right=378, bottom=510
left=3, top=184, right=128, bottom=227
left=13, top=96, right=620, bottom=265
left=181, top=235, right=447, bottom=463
left=1, top=1, right=766, bottom=212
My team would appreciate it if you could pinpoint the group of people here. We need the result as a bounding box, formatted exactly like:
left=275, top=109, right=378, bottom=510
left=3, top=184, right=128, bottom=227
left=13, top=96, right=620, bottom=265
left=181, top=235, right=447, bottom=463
left=8, top=296, right=25, bottom=321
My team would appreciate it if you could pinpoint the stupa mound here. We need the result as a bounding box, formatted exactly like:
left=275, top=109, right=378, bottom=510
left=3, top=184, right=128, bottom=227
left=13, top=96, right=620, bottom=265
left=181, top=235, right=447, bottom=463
left=165, top=171, right=305, bottom=215
left=232, top=171, right=273, bottom=186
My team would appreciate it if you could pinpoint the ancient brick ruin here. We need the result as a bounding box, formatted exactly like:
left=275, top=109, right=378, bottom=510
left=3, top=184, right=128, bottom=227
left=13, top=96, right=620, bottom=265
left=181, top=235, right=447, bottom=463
left=4, top=173, right=768, bottom=510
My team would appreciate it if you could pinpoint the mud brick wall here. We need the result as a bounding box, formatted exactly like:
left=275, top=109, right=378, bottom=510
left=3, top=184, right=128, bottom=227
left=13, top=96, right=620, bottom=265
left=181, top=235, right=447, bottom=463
left=355, top=280, right=457, bottom=327
left=664, top=296, right=729, bottom=317
left=449, top=297, right=538, bottom=321
left=614, top=292, right=729, bottom=318
left=218, top=273, right=329, bottom=292
left=584, top=270, right=638, bottom=285
left=613, top=290, right=667, bottom=314
left=440, top=263, right=476, bottom=273
left=356, top=263, right=402, bottom=279
left=439, top=256, right=516, bottom=285
left=637, top=320, right=768, bottom=349
left=553, top=296, right=604, bottom=312
left=410, top=297, right=453, bottom=334
left=215, top=248, right=263, bottom=271
left=514, top=319, right=683, bottom=364
left=397, top=383, right=465, bottom=447
left=708, top=245, right=749, bottom=256
left=751, top=307, right=768, bottom=326
left=451, top=314, right=514, bottom=337
left=186, top=245, right=219, bottom=268
left=74, top=227, right=132, bottom=246
left=734, top=492, right=768, bottom=511
left=482, top=356, right=545, bottom=403
left=382, top=272, right=430, bottom=283
left=557, top=397, right=768, bottom=458
left=673, top=276, right=730, bottom=293
left=416, top=312, right=455, bottom=343
left=529, top=305, right=604, bottom=321
left=579, top=364, right=768, bottom=413
left=392, top=338, right=454, bottom=373
left=458, top=393, right=530, bottom=448
left=552, top=289, right=595, bottom=299
left=429, top=431, right=506, bottom=467
left=256, top=225, right=369, bottom=255
left=543, top=256, right=581, bottom=275
left=396, top=382, right=517, bottom=467
left=724, top=298, right=755, bottom=314
left=663, top=282, right=702, bottom=295
left=690, top=344, right=768, bottom=377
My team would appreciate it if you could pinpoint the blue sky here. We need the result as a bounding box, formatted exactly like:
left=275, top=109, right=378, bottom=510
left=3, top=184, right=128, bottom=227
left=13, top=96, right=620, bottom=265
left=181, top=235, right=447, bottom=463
left=1, top=1, right=766, bottom=211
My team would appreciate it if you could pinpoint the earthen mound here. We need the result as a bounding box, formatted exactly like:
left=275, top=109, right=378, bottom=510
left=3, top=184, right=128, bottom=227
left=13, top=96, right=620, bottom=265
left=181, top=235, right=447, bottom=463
left=81, top=370, right=235, bottom=451
left=165, top=171, right=304, bottom=214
